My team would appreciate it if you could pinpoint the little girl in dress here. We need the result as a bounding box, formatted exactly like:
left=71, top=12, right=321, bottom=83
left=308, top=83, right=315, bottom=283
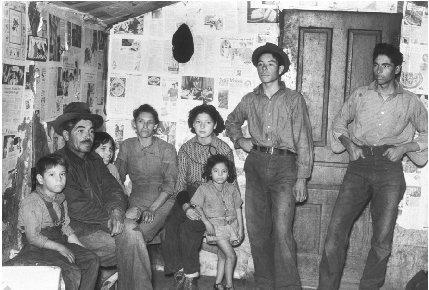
left=190, top=154, right=244, bottom=290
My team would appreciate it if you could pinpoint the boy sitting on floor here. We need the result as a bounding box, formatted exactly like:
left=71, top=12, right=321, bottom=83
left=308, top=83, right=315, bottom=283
left=4, top=153, right=100, bottom=290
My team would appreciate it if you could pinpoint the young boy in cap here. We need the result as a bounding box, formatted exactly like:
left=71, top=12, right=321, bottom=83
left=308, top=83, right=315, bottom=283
left=226, top=42, right=314, bottom=289
left=5, top=153, right=100, bottom=290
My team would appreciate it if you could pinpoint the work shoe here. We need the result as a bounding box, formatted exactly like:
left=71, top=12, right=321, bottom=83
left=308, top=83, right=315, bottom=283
left=182, top=276, right=199, bottom=290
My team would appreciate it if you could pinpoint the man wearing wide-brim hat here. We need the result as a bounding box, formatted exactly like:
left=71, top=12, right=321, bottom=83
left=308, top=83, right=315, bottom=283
left=53, top=102, right=153, bottom=290
left=225, top=42, right=314, bottom=289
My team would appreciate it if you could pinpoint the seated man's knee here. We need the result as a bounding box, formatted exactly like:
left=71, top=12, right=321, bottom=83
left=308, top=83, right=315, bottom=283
left=89, top=251, right=101, bottom=268
left=121, top=219, right=146, bottom=242
left=65, top=264, right=81, bottom=284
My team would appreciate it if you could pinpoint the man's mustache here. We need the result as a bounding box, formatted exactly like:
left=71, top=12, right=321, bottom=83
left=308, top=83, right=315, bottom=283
left=81, top=139, right=93, bottom=144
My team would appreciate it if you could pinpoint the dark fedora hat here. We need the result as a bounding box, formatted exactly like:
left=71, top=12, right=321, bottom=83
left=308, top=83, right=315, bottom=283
left=53, top=102, right=103, bottom=135
left=251, top=42, right=291, bottom=75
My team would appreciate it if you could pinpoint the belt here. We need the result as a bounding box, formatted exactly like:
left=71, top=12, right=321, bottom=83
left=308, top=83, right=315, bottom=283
left=252, top=144, right=296, bottom=155
left=210, top=217, right=237, bottom=226
left=361, top=145, right=393, bottom=156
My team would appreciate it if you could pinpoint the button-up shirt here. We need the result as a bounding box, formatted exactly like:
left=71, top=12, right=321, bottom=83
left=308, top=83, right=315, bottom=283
left=225, top=82, right=314, bottom=178
left=191, top=181, right=243, bottom=219
left=332, top=81, right=428, bottom=166
left=56, top=146, right=126, bottom=227
left=18, top=188, right=74, bottom=248
left=115, top=137, right=177, bottom=208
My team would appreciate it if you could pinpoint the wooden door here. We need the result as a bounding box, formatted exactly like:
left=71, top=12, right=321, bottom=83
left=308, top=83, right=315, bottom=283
left=279, top=10, right=402, bottom=288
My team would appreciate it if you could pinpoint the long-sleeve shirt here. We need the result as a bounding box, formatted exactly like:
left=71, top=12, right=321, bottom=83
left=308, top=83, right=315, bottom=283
left=225, top=82, right=314, bottom=179
left=175, top=135, right=236, bottom=204
left=56, top=146, right=126, bottom=229
left=332, top=81, right=428, bottom=166
left=115, top=136, right=177, bottom=209
left=18, top=188, right=74, bottom=248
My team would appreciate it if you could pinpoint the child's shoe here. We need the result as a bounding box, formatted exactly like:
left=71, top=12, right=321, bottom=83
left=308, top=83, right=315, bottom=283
left=224, top=284, right=234, bottom=290
left=213, top=282, right=224, bottom=290
left=173, top=269, right=185, bottom=289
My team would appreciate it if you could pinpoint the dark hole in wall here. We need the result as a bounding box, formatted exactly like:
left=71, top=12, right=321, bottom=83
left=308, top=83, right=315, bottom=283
left=172, top=23, right=194, bottom=63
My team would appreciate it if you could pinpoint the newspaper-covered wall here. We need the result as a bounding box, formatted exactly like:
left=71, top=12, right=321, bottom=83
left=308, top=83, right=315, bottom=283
left=107, top=0, right=427, bottom=277
left=2, top=1, right=107, bottom=259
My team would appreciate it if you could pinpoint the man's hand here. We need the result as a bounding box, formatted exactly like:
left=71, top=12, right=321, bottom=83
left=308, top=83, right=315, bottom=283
left=125, top=206, right=142, bottom=220
left=237, top=138, right=253, bottom=153
left=57, top=245, right=75, bottom=263
left=108, top=208, right=125, bottom=237
left=185, top=207, right=201, bottom=220
left=204, top=222, right=216, bottom=236
left=293, top=178, right=307, bottom=203
left=383, top=146, right=406, bottom=162
left=345, top=141, right=365, bottom=161
left=183, top=203, right=201, bottom=220
left=141, top=209, right=155, bottom=224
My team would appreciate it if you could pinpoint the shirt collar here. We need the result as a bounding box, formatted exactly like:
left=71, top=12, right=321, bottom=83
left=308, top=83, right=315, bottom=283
left=253, top=81, right=286, bottom=96
left=190, top=135, right=221, bottom=146
left=368, top=80, right=404, bottom=96
left=137, top=136, right=157, bottom=150
left=36, top=186, right=65, bottom=204
left=63, top=144, right=98, bottom=164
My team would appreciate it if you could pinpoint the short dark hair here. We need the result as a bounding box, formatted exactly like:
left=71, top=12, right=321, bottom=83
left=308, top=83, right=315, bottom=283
left=35, top=153, right=68, bottom=178
left=373, top=43, right=403, bottom=67
left=93, top=131, right=115, bottom=152
left=133, top=104, right=160, bottom=124
left=202, top=154, right=236, bottom=183
left=188, top=104, right=225, bottom=135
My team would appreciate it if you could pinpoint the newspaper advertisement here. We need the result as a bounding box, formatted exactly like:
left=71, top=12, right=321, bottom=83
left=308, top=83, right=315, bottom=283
left=2, top=2, right=26, bottom=60
left=110, top=37, right=143, bottom=73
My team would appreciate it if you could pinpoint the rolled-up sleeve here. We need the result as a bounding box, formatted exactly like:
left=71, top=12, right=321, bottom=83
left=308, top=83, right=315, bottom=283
left=331, top=91, right=357, bottom=153
left=19, top=199, right=48, bottom=248
left=225, top=94, right=249, bottom=146
left=161, top=144, right=178, bottom=197
left=61, top=200, right=75, bottom=237
left=292, top=94, right=314, bottom=179
left=407, top=97, right=428, bottom=166
left=410, top=98, right=428, bottom=150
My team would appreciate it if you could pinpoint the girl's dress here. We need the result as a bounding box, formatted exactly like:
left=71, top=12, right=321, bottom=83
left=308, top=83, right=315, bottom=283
left=191, top=181, right=243, bottom=244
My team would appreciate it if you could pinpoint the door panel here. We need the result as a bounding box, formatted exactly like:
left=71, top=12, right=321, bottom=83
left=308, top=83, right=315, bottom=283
left=297, top=27, right=332, bottom=146
left=345, top=30, right=382, bottom=99
left=281, top=10, right=402, bottom=288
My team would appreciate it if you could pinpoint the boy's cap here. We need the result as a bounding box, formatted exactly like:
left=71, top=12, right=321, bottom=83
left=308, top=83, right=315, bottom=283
left=251, top=42, right=290, bottom=75
left=53, top=102, right=103, bottom=135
